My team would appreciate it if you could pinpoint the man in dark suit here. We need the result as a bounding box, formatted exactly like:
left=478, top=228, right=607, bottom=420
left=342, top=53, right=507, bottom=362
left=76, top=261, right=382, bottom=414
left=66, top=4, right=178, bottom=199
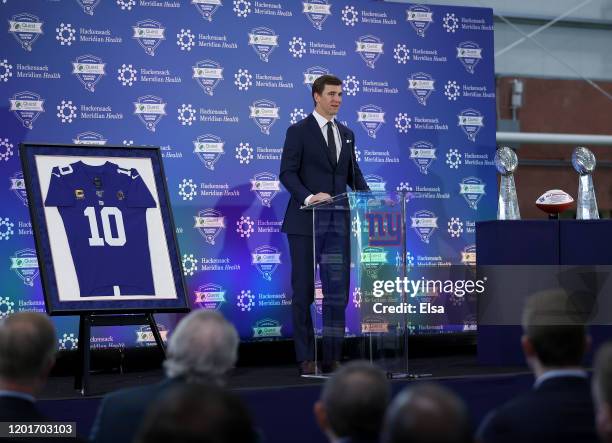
left=0, top=312, right=56, bottom=423
left=280, top=74, right=369, bottom=375
left=0, top=312, right=82, bottom=443
left=477, top=290, right=598, bottom=443
left=90, top=310, right=239, bottom=443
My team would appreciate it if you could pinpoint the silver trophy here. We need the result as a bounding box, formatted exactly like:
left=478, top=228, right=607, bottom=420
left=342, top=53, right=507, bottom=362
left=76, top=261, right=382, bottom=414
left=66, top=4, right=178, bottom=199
left=495, top=147, right=520, bottom=220
left=572, top=146, right=599, bottom=219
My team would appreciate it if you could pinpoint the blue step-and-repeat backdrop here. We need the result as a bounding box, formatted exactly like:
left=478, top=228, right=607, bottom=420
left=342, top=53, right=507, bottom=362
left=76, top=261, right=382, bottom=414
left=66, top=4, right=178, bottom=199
left=0, top=0, right=496, bottom=349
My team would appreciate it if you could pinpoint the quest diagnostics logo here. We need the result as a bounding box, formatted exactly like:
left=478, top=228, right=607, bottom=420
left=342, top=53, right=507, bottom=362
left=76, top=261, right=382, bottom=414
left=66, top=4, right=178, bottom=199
left=406, top=5, right=433, bottom=38
left=355, top=35, right=383, bottom=69
left=10, top=249, right=39, bottom=287
left=192, top=0, right=223, bottom=21
left=133, top=20, right=165, bottom=56
left=10, top=91, right=44, bottom=129
left=9, top=13, right=43, bottom=51
left=76, top=0, right=101, bottom=15
left=194, top=208, right=225, bottom=245
left=357, top=105, right=385, bottom=139
left=252, top=245, right=281, bottom=281
left=194, top=134, right=225, bottom=170
left=250, top=99, right=280, bottom=135
left=248, top=27, right=279, bottom=62
left=193, top=60, right=224, bottom=96
left=251, top=172, right=281, bottom=207
left=303, top=0, right=332, bottom=30
left=134, top=95, right=166, bottom=132
left=72, top=54, right=106, bottom=92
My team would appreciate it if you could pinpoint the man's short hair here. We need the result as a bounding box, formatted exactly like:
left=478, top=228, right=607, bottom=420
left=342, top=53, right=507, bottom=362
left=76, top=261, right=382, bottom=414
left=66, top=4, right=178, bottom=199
left=312, top=74, right=342, bottom=105
left=594, top=343, right=612, bottom=405
left=135, top=383, right=257, bottom=443
left=381, top=383, right=471, bottom=443
left=0, top=312, right=56, bottom=382
left=163, top=310, right=239, bottom=384
left=522, top=290, right=587, bottom=366
left=320, top=360, right=390, bottom=441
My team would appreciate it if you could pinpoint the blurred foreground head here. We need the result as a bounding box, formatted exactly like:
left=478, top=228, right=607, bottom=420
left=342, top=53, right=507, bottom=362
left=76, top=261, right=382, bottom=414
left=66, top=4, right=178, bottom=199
left=0, top=312, right=57, bottom=393
left=163, top=310, right=239, bottom=385
left=381, top=383, right=471, bottom=443
left=314, top=360, right=390, bottom=442
left=135, top=383, right=257, bottom=443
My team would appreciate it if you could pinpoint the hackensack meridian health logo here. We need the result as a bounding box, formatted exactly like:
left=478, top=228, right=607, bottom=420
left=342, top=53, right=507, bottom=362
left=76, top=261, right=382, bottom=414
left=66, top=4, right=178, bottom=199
left=303, top=0, right=332, bottom=30
left=134, top=95, right=166, bottom=132
left=251, top=172, right=281, bottom=207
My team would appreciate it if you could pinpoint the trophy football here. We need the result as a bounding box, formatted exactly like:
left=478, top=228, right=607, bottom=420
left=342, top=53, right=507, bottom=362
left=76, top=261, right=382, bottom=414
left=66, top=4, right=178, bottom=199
left=494, top=146, right=520, bottom=220
left=572, top=146, right=599, bottom=220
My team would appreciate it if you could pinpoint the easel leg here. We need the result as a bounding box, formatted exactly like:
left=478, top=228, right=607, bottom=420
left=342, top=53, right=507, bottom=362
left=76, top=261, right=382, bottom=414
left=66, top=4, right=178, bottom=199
left=147, top=313, right=166, bottom=357
left=79, top=315, right=91, bottom=396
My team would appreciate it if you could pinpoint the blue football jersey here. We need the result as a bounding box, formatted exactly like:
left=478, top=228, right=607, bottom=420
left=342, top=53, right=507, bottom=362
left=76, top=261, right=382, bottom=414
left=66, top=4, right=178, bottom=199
left=45, top=161, right=157, bottom=297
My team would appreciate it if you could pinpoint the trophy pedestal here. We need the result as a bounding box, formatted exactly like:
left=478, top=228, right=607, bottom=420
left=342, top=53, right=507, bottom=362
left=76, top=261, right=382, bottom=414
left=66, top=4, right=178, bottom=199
left=476, top=220, right=612, bottom=366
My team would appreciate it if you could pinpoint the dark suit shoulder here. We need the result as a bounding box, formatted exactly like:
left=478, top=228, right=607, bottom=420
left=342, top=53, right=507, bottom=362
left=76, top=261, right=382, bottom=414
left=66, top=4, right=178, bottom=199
left=478, top=377, right=598, bottom=443
left=101, top=379, right=171, bottom=410
left=0, top=397, right=43, bottom=421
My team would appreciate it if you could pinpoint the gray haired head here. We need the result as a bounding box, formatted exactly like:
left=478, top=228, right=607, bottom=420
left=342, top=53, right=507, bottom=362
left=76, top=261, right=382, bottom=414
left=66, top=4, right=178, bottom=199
left=163, top=310, right=239, bottom=385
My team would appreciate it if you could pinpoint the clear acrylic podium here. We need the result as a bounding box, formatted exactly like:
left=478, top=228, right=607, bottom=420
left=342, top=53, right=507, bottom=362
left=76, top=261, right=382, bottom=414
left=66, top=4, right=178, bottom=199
left=302, top=191, right=411, bottom=377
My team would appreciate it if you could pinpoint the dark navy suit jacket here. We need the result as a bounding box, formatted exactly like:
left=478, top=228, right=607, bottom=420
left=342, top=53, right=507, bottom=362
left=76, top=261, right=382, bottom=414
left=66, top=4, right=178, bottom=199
left=477, top=375, right=598, bottom=443
left=280, top=114, right=368, bottom=236
left=89, top=378, right=179, bottom=443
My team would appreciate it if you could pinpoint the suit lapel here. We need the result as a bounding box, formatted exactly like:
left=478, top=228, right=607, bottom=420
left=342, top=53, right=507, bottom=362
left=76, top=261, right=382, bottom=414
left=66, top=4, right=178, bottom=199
left=308, top=114, right=336, bottom=168
left=336, top=122, right=350, bottom=168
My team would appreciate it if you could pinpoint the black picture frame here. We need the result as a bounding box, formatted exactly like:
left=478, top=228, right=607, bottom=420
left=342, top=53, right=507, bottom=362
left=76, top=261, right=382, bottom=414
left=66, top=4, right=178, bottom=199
left=20, top=142, right=190, bottom=315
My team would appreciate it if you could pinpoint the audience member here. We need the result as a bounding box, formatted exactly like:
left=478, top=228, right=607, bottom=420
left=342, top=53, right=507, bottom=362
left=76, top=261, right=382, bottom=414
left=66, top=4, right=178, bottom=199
left=381, top=383, right=471, bottom=443
left=0, top=312, right=56, bottom=422
left=314, top=360, right=390, bottom=443
left=593, top=342, right=612, bottom=443
left=477, top=289, right=598, bottom=443
left=90, top=310, right=239, bottom=443
left=134, top=383, right=257, bottom=443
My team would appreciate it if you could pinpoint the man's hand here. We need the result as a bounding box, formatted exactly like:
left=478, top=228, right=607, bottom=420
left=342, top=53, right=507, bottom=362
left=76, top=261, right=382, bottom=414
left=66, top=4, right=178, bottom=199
left=310, top=192, right=332, bottom=204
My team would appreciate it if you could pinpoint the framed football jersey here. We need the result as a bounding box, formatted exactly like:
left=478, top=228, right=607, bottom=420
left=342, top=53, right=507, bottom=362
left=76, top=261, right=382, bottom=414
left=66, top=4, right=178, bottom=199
left=20, top=143, right=189, bottom=314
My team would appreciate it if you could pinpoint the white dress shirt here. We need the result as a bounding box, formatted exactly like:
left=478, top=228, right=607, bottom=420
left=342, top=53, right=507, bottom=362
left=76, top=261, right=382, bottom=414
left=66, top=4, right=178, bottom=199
left=304, top=110, right=342, bottom=206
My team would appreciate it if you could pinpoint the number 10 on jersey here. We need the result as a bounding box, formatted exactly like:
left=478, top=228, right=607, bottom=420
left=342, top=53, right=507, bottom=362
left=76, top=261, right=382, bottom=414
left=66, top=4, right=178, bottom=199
left=84, top=206, right=126, bottom=246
